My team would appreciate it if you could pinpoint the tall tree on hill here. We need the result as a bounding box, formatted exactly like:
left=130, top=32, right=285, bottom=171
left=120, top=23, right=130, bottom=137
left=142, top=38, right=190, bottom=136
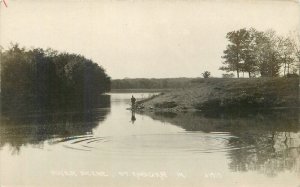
left=220, top=28, right=254, bottom=78
left=240, top=28, right=258, bottom=78
left=251, top=30, right=281, bottom=77
left=289, top=31, right=300, bottom=75
left=277, top=36, right=295, bottom=76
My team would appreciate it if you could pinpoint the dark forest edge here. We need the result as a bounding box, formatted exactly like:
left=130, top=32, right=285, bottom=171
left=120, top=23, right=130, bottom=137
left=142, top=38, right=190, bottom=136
left=0, top=44, right=111, bottom=116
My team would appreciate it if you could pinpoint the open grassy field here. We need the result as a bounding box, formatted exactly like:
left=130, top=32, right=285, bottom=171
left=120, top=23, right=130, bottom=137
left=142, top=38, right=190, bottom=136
left=136, top=77, right=299, bottom=111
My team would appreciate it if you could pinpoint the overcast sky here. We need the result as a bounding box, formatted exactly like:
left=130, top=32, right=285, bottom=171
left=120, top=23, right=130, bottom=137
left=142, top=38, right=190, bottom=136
left=1, top=0, right=299, bottom=79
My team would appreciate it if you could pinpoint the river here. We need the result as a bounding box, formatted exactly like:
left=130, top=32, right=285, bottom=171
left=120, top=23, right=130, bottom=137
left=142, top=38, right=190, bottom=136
left=0, top=93, right=299, bottom=187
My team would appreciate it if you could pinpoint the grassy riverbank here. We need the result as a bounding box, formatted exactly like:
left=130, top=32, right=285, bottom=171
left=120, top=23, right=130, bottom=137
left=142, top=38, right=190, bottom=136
left=136, top=77, right=299, bottom=112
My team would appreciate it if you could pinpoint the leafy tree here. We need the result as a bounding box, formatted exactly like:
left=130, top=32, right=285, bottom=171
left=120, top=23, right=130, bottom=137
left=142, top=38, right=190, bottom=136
left=220, top=28, right=253, bottom=78
left=254, top=30, right=287, bottom=77
left=277, top=36, right=295, bottom=76
left=289, top=30, right=300, bottom=75
left=240, top=28, right=258, bottom=78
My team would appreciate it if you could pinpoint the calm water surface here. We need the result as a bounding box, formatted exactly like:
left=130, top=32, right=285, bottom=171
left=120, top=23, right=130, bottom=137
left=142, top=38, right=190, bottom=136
left=0, top=93, right=299, bottom=187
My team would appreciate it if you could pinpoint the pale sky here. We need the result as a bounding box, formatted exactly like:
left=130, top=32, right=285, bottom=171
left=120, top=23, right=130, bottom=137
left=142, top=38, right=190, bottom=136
left=0, top=0, right=299, bottom=79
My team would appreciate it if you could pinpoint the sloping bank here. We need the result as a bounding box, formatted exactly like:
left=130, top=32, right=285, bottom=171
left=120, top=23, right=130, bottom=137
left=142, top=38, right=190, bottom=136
left=136, top=77, right=299, bottom=112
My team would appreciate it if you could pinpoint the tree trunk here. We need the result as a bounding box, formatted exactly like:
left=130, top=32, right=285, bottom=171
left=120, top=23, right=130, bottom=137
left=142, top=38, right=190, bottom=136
left=248, top=72, right=251, bottom=78
left=236, top=70, right=239, bottom=78
left=284, top=62, right=286, bottom=76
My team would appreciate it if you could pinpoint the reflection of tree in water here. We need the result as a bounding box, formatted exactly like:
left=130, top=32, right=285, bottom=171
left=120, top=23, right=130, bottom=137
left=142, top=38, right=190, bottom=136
left=228, top=131, right=300, bottom=177
left=141, top=109, right=300, bottom=176
left=0, top=95, right=111, bottom=154
left=224, top=109, right=300, bottom=176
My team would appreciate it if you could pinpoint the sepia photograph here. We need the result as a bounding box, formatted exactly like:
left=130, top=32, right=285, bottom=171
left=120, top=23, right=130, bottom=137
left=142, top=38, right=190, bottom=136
left=0, top=0, right=299, bottom=186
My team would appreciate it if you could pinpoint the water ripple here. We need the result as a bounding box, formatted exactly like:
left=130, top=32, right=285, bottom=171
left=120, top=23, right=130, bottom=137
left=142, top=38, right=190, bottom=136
left=51, top=132, right=252, bottom=157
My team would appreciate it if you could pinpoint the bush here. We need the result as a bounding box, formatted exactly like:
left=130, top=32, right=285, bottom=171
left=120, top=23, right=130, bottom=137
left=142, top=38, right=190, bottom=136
left=195, top=93, right=282, bottom=111
left=154, top=101, right=177, bottom=108
left=202, top=71, right=211, bottom=78
left=286, top=73, right=299, bottom=78
left=222, top=73, right=235, bottom=78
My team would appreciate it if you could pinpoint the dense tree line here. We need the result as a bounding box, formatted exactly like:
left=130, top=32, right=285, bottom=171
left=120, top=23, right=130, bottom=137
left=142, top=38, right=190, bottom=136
left=0, top=44, right=111, bottom=114
left=112, top=78, right=196, bottom=89
left=220, top=28, right=300, bottom=78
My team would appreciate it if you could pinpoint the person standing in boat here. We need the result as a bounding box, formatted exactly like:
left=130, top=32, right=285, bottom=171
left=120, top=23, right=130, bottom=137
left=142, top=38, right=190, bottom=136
left=131, top=95, right=136, bottom=110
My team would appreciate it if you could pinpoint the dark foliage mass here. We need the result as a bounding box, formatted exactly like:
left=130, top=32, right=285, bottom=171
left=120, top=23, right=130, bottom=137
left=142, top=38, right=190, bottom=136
left=0, top=44, right=111, bottom=115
